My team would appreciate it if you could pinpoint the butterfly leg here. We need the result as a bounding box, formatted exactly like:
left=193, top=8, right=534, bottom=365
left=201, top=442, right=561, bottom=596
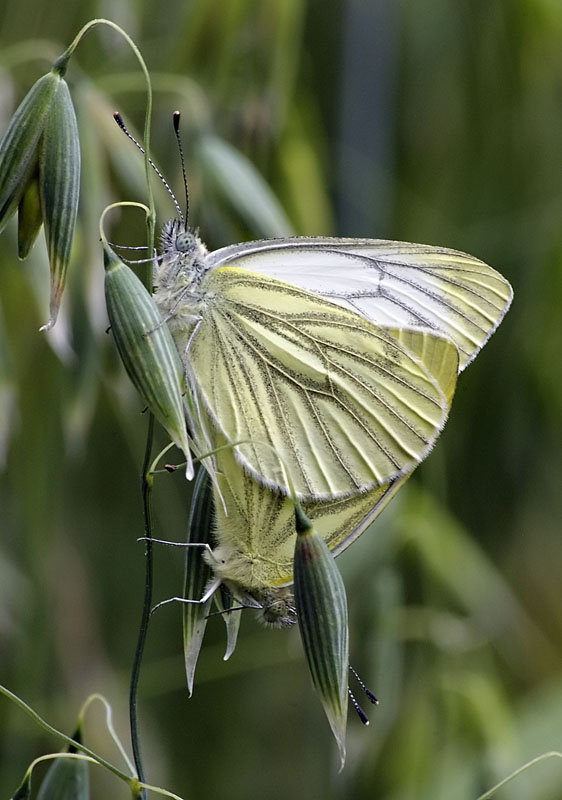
left=137, top=537, right=214, bottom=557
left=151, top=576, right=222, bottom=616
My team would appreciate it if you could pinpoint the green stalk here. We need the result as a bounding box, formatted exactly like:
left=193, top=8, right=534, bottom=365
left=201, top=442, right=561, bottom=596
left=476, top=752, right=562, bottom=800
left=54, top=17, right=156, bottom=264
left=129, top=414, right=156, bottom=797
left=0, top=685, right=133, bottom=786
left=67, top=20, right=159, bottom=788
left=77, top=694, right=137, bottom=778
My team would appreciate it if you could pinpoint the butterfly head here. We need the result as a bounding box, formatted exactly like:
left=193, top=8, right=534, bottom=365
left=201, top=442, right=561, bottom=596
left=254, top=587, right=297, bottom=629
left=155, top=219, right=209, bottom=307
left=160, top=218, right=208, bottom=260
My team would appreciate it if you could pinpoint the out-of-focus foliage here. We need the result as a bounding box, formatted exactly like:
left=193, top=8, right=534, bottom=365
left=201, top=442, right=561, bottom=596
left=1, top=1, right=561, bottom=798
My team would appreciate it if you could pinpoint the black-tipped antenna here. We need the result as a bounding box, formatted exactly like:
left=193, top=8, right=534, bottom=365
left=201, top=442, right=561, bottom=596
left=113, top=111, right=184, bottom=225
left=173, top=111, right=189, bottom=226
left=349, top=664, right=378, bottom=705
left=348, top=687, right=370, bottom=726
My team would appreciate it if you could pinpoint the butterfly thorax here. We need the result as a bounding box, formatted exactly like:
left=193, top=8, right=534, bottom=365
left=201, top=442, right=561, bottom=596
left=154, top=219, right=210, bottom=325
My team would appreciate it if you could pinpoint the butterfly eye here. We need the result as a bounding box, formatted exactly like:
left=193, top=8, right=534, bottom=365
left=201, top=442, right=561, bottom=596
left=175, top=231, right=192, bottom=253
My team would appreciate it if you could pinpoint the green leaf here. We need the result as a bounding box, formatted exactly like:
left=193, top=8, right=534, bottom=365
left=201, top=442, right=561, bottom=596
left=198, top=135, right=294, bottom=237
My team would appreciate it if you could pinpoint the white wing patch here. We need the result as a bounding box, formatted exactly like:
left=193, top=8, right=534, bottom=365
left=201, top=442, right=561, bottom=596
left=206, top=238, right=513, bottom=371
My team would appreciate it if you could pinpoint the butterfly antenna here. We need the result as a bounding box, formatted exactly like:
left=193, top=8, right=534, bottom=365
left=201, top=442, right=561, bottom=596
left=348, top=665, right=378, bottom=726
left=113, top=111, right=184, bottom=226
left=349, top=664, right=379, bottom=704
left=173, top=111, right=190, bottom=226
left=348, top=687, right=370, bottom=726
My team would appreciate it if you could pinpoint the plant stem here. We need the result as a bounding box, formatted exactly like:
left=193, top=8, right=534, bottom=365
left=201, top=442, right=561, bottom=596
left=56, top=18, right=156, bottom=264
left=0, top=685, right=132, bottom=785
left=476, top=751, right=562, bottom=800
left=78, top=693, right=137, bottom=776
left=61, top=20, right=159, bottom=790
left=99, top=201, right=151, bottom=246
left=129, top=414, right=156, bottom=797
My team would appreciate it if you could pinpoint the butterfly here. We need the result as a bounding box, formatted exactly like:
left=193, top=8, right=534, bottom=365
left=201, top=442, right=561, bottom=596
left=154, top=223, right=512, bottom=502
left=152, top=225, right=511, bottom=628
left=189, top=327, right=455, bottom=621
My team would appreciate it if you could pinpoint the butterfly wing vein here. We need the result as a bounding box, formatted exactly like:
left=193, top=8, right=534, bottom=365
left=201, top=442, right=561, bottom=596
left=186, top=267, right=449, bottom=500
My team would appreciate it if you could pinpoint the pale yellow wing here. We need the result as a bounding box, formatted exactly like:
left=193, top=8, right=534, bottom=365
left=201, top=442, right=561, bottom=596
left=187, top=267, right=452, bottom=501
left=206, top=331, right=459, bottom=590
left=208, top=434, right=401, bottom=591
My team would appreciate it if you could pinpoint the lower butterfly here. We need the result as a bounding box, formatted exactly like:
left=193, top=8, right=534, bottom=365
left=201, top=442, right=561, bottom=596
left=180, top=326, right=459, bottom=692
left=161, top=225, right=510, bottom=735
left=192, top=326, right=458, bottom=622
left=178, top=330, right=458, bottom=668
left=154, top=226, right=512, bottom=502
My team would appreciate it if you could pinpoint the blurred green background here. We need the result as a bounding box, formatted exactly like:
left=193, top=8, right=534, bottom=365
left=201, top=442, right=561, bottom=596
left=1, top=1, right=562, bottom=798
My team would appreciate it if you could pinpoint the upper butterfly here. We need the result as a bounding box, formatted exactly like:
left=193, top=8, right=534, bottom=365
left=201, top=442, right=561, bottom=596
left=154, top=221, right=512, bottom=501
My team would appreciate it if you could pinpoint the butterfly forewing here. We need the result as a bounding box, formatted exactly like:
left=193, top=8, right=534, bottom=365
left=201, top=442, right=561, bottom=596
left=205, top=238, right=512, bottom=371
left=186, top=266, right=451, bottom=500
left=207, top=326, right=459, bottom=590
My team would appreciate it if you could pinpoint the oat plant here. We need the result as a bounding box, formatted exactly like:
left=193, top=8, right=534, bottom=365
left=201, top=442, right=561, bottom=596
left=0, top=15, right=557, bottom=800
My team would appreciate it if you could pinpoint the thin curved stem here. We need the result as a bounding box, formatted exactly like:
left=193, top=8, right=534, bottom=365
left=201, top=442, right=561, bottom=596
left=148, top=441, right=176, bottom=475
left=20, top=753, right=186, bottom=799
left=78, top=693, right=137, bottom=777
left=99, top=199, right=158, bottom=793
left=0, top=685, right=132, bottom=785
left=99, top=201, right=151, bottom=246
left=476, top=751, right=562, bottom=800
left=56, top=20, right=159, bottom=793
left=58, top=18, right=156, bottom=286
left=138, top=780, right=185, bottom=800
left=129, top=414, right=156, bottom=797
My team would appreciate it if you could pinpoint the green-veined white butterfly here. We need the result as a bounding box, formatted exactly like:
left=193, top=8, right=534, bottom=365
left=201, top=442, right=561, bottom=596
left=154, top=223, right=512, bottom=505
left=177, top=322, right=462, bottom=726
left=192, top=326, right=459, bottom=628
left=152, top=221, right=510, bottom=626
left=124, top=115, right=512, bottom=750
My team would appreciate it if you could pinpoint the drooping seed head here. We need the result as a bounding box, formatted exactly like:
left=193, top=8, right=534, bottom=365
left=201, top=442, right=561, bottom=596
left=293, top=507, right=349, bottom=770
left=103, top=243, right=193, bottom=478
left=0, top=63, right=80, bottom=329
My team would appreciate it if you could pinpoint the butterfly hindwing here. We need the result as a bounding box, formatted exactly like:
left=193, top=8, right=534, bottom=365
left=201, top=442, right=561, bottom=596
left=207, top=326, right=459, bottom=590
left=210, top=433, right=406, bottom=590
